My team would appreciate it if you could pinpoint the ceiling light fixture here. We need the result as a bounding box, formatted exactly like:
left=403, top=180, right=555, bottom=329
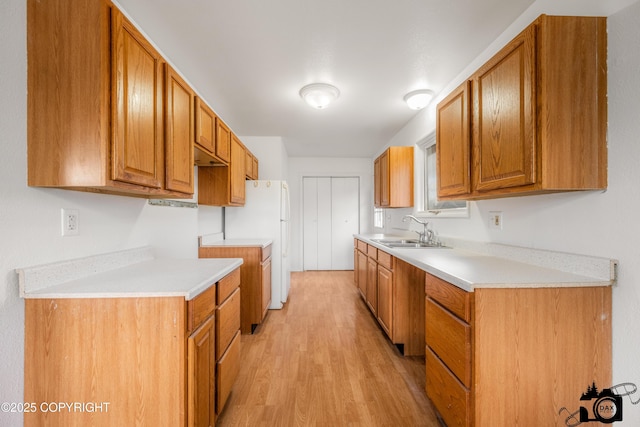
left=403, top=89, right=434, bottom=110
left=299, top=83, right=340, bottom=109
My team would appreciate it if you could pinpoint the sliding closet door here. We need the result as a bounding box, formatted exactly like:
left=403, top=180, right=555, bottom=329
left=331, top=177, right=359, bottom=270
left=303, top=177, right=359, bottom=271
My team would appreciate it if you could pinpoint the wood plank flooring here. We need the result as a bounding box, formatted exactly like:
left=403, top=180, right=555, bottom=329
left=217, top=271, right=441, bottom=426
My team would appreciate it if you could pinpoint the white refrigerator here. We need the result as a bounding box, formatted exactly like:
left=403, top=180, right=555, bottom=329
left=224, top=180, right=290, bottom=309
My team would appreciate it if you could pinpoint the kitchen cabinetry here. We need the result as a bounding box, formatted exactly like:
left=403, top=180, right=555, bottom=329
left=215, top=118, right=232, bottom=164
left=198, top=133, right=247, bottom=206
left=366, top=247, right=378, bottom=315
left=353, top=239, right=425, bottom=356
left=245, top=151, right=259, bottom=180
left=194, top=97, right=228, bottom=166
left=27, top=0, right=193, bottom=198
left=165, top=65, right=195, bottom=194
left=355, top=240, right=368, bottom=298
left=424, top=272, right=612, bottom=427
left=199, top=244, right=272, bottom=334
left=24, top=266, right=242, bottom=426
left=187, top=282, right=217, bottom=427
left=436, top=82, right=471, bottom=198
left=214, top=268, right=241, bottom=414
left=373, top=147, right=414, bottom=208
left=437, top=15, right=607, bottom=200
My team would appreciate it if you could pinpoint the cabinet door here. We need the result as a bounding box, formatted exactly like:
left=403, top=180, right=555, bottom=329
left=216, top=119, right=231, bottom=163
left=111, top=10, right=163, bottom=188
left=261, top=257, right=272, bottom=319
left=357, top=250, right=368, bottom=297
left=373, top=157, right=381, bottom=207
left=437, top=81, right=471, bottom=198
left=230, top=135, right=246, bottom=205
left=165, top=65, right=194, bottom=194
left=366, top=257, right=378, bottom=315
left=217, top=331, right=241, bottom=414
left=195, top=97, right=217, bottom=156
left=472, top=24, right=536, bottom=192
left=377, top=265, right=393, bottom=338
left=379, top=150, right=390, bottom=206
left=187, top=315, right=216, bottom=427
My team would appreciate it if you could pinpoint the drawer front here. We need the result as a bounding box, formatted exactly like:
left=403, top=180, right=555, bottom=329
left=377, top=250, right=393, bottom=270
left=217, top=330, right=241, bottom=414
left=367, top=244, right=378, bottom=258
left=356, top=239, right=368, bottom=253
left=426, top=273, right=471, bottom=322
left=262, top=244, right=272, bottom=262
left=426, top=347, right=471, bottom=427
left=217, top=267, right=240, bottom=305
left=216, top=288, right=241, bottom=357
left=187, top=283, right=216, bottom=333
left=426, top=298, right=472, bottom=387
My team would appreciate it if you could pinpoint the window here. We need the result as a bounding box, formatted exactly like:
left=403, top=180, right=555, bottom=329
left=417, top=132, right=468, bottom=217
left=373, top=207, right=384, bottom=229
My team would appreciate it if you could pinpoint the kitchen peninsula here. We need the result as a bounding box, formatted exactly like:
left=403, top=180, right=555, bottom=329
left=17, top=247, right=243, bottom=426
left=355, top=234, right=615, bottom=427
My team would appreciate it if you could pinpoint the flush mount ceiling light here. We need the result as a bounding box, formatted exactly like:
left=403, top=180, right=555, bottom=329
left=403, top=89, right=434, bottom=110
left=299, top=83, right=340, bottom=109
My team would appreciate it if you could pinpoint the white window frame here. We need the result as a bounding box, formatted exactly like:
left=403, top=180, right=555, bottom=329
left=415, top=132, right=469, bottom=218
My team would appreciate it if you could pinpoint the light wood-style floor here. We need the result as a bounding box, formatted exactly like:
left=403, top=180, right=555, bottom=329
left=217, top=271, right=441, bottom=426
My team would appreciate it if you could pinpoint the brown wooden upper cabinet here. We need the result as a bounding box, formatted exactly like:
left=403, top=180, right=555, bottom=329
left=436, top=15, right=607, bottom=201
left=374, top=146, right=414, bottom=208
left=194, top=97, right=229, bottom=166
left=165, top=65, right=195, bottom=194
left=245, top=151, right=259, bottom=180
left=216, top=119, right=232, bottom=164
left=27, top=0, right=194, bottom=198
left=198, top=133, right=247, bottom=206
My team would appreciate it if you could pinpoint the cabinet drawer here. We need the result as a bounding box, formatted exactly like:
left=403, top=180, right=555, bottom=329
left=377, top=250, right=393, bottom=270
left=216, top=287, right=241, bottom=357
left=426, top=273, right=472, bottom=322
left=356, top=239, right=368, bottom=253
left=426, top=347, right=471, bottom=427
left=217, top=267, right=240, bottom=304
left=187, top=283, right=216, bottom=333
left=262, top=244, right=272, bottom=262
left=217, top=330, right=241, bottom=414
left=367, top=244, right=378, bottom=258
left=426, top=298, right=472, bottom=387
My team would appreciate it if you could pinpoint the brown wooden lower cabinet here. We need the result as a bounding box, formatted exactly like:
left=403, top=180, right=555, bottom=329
left=199, top=243, right=272, bottom=334
left=24, top=267, right=242, bottom=426
left=425, top=272, right=612, bottom=427
left=353, top=238, right=425, bottom=356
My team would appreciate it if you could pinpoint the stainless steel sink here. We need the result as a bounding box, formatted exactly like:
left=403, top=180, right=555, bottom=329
left=371, top=239, right=449, bottom=249
left=372, top=239, right=419, bottom=244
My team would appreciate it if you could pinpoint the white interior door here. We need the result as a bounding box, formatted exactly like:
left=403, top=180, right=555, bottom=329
left=331, top=177, right=359, bottom=270
left=303, top=176, right=359, bottom=271
left=302, top=178, right=318, bottom=270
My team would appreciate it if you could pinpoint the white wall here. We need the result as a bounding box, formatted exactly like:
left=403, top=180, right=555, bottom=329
left=240, top=136, right=289, bottom=181
left=288, top=158, right=373, bottom=271
left=0, top=3, right=224, bottom=424
left=383, top=1, right=640, bottom=424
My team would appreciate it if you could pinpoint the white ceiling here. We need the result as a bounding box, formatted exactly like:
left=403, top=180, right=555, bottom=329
left=113, top=0, right=624, bottom=158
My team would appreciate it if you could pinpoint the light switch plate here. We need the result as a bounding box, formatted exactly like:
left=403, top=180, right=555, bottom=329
left=489, top=211, right=503, bottom=230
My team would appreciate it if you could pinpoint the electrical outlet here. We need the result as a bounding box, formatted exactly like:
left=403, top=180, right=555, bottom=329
left=61, top=208, right=79, bottom=236
left=489, top=211, right=503, bottom=230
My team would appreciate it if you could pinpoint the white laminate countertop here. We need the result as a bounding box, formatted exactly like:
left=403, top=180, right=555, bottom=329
left=355, top=234, right=617, bottom=292
left=17, top=246, right=243, bottom=300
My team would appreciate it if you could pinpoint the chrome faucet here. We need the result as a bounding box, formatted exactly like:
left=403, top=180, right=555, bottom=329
left=402, top=215, right=433, bottom=244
